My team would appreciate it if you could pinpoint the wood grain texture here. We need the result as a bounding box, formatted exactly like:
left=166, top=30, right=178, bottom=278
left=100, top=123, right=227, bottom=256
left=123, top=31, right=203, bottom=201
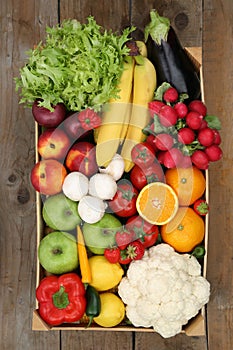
left=203, top=1, right=233, bottom=349
left=1, top=0, right=232, bottom=349
left=0, top=1, right=60, bottom=349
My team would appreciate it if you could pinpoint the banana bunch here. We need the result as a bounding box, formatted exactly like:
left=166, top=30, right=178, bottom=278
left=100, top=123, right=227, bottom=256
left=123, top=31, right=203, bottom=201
left=95, top=41, right=157, bottom=171
left=95, top=55, right=135, bottom=167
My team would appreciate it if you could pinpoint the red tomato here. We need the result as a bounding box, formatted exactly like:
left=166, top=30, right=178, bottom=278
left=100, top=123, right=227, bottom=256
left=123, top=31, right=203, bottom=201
left=108, top=179, right=138, bottom=218
left=131, top=142, right=155, bottom=168
left=130, top=161, right=165, bottom=190
left=126, top=215, right=159, bottom=248
left=65, top=141, right=98, bottom=177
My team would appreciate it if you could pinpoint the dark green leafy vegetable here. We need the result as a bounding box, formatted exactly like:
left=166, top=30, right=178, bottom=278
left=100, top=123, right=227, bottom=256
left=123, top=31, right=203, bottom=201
left=15, top=17, right=134, bottom=111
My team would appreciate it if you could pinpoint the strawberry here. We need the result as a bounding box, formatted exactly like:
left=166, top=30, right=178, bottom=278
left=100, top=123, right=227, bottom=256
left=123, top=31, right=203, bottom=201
left=104, top=247, right=121, bottom=263
left=197, top=127, right=215, bottom=147
left=205, top=144, right=223, bottom=162
left=188, top=100, right=207, bottom=117
left=163, top=87, right=179, bottom=103
left=118, top=250, right=132, bottom=265
left=115, top=229, right=135, bottom=250
left=191, top=150, right=209, bottom=170
left=193, top=199, right=209, bottom=216
left=126, top=240, right=145, bottom=261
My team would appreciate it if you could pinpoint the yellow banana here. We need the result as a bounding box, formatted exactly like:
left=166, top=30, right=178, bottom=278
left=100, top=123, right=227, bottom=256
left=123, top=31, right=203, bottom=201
left=95, top=56, right=135, bottom=167
left=136, top=41, right=148, bottom=57
left=121, top=55, right=157, bottom=172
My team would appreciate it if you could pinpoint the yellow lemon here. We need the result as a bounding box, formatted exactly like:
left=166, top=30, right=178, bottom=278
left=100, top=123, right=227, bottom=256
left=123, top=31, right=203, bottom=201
left=94, top=292, right=125, bottom=327
left=88, top=256, right=124, bottom=291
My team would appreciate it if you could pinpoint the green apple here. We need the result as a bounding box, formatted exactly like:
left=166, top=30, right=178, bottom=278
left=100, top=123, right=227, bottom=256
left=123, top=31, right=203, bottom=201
left=38, top=231, right=78, bottom=274
left=82, top=213, right=122, bottom=255
left=42, top=193, right=81, bottom=231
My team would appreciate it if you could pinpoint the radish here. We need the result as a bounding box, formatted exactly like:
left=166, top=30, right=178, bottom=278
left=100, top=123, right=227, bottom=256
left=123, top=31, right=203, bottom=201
left=146, top=134, right=158, bottom=152
left=158, top=105, right=178, bottom=127
left=188, top=100, right=207, bottom=117
left=163, top=87, right=179, bottom=103
left=179, top=154, right=192, bottom=168
left=197, top=127, right=215, bottom=147
left=163, top=148, right=183, bottom=168
left=148, top=100, right=165, bottom=117
left=156, top=151, right=166, bottom=165
left=186, top=111, right=203, bottom=130
left=174, top=102, right=188, bottom=118
left=154, top=133, right=174, bottom=151
left=213, top=129, right=222, bottom=145
left=178, top=128, right=195, bottom=144
left=199, top=119, right=208, bottom=130
left=205, top=144, right=223, bottom=162
left=191, top=150, right=209, bottom=170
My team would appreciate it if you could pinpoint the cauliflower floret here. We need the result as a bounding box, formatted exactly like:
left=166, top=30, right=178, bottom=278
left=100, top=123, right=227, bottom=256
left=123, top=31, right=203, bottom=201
left=170, top=252, right=188, bottom=272
left=192, top=276, right=210, bottom=305
left=185, top=254, right=202, bottom=276
left=126, top=305, right=152, bottom=328
left=159, top=299, right=184, bottom=322
left=146, top=272, right=172, bottom=300
left=135, top=297, right=161, bottom=321
left=126, top=260, right=148, bottom=285
left=182, top=295, right=202, bottom=320
left=148, top=243, right=174, bottom=258
left=118, top=277, right=140, bottom=306
left=153, top=319, right=182, bottom=339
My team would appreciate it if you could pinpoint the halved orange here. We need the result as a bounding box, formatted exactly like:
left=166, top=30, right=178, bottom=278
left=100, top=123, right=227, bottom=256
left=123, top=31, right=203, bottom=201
left=136, top=182, right=179, bottom=225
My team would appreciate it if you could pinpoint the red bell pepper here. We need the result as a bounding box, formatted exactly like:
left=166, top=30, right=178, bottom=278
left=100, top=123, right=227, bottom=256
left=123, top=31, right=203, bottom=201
left=36, top=273, right=86, bottom=326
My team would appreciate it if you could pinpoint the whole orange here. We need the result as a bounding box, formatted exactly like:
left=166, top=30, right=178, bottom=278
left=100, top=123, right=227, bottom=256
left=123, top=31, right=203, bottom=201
left=161, top=207, right=205, bottom=253
left=165, top=166, right=206, bottom=206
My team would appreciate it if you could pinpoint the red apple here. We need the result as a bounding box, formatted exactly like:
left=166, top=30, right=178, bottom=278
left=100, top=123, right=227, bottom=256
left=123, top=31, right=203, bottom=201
left=65, top=141, right=98, bottom=177
left=32, top=100, right=67, bottom=128
left=38, top=128, right=71, bottom=160
left=31, top=159, right=67, bottom=195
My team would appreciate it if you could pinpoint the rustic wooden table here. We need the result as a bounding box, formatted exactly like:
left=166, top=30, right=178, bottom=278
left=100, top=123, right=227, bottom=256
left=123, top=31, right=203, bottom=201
left=1, top=0, right=232, bottom=349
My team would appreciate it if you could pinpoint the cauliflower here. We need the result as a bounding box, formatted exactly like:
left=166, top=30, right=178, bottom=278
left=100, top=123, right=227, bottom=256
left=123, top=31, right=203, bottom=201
left=118, top=243, right=210, bottom=338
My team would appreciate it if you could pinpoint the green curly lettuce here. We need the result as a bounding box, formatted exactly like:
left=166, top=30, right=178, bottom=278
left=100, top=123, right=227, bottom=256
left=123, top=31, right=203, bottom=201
left=15, top=17, right=135, bottom=111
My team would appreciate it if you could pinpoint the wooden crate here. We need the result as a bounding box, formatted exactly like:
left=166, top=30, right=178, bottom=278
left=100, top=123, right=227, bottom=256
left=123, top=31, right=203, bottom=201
left=32, top=47, right=209, bottom=336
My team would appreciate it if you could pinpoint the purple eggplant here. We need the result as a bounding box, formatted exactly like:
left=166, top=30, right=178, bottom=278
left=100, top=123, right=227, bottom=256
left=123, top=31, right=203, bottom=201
left=145, top=10, right=200, bottom=100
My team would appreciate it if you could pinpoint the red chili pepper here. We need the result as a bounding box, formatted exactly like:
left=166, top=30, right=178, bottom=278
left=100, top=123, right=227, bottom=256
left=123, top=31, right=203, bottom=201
left=36, top=273, right=86, bottom=326
left=78, top=108, right=102, bottom=130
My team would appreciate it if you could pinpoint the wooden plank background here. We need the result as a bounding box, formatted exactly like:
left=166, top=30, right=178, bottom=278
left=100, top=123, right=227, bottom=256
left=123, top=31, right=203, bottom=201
left=0, top=0, right=232, bottom=349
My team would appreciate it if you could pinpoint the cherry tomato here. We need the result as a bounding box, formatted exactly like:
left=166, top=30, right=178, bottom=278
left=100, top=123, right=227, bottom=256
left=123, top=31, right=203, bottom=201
left=131, top=142, right=155, bottom=168
left=126, top=215, right=159, bottom=248
left=108, top=179, right=138, bottom=218
left=130, top=161, right=165, bottom=190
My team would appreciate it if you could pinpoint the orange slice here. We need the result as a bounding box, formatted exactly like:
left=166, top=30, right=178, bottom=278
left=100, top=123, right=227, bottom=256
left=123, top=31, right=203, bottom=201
left=136, top=182, right=179, bottom=225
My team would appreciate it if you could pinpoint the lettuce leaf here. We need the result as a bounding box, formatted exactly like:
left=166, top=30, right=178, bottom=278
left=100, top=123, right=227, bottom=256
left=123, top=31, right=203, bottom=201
left=15, top=17, right=134, bottom=111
